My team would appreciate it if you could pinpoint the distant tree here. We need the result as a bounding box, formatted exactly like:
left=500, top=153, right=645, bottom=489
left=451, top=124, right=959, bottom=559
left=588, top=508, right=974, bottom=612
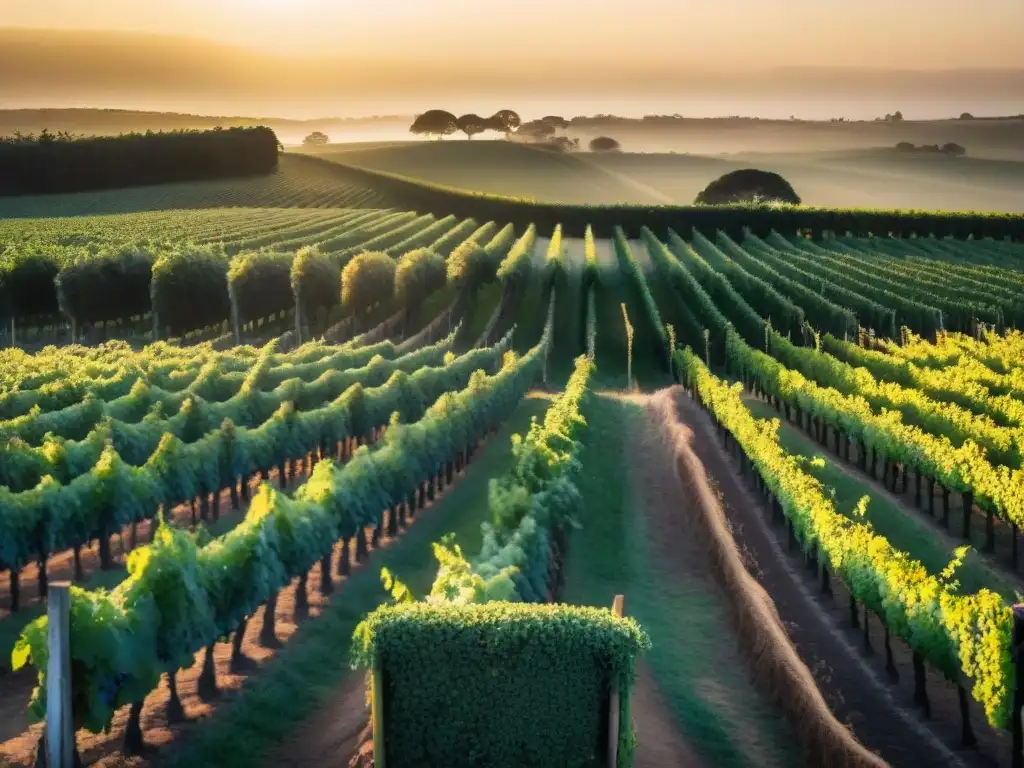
left=588, top=136, right=621, bottom=152
left=455, top=113, right=488, bottom=140
left=488, top=110, right=522, bottom=135
left=302, top=131, right=329, bottom=146
left=959, top=112, right=974, bottom=120
left=942, top=142, right=967, bottom=157
left=892, top=111, right=904, bottom=122
left=694, top=169, right=801, bottom=206
left=409, top=110, right=459, bottom=140
left=541, top=116, right=571, bottom=131
left=518, top=120, right=556, bottom=140
left=895, top=141, right=916, bottom=152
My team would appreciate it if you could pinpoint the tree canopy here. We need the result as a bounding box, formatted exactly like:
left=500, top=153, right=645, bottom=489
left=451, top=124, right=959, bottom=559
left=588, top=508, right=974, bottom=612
left=518, top=120, right=556, bottom=140
left=694, top=169, right=801, bottom=205
left=302, top=131, right=330, bottom=146
left=541, top=116, right=571, bottom=131
left=456, top=114, right=488, bottom=140
left=410, top=110, right=459, bottom=140
left=489, top=110, right=522, bottom=134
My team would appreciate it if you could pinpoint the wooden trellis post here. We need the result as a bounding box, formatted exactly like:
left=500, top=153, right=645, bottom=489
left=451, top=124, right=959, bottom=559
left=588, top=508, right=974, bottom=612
left=47, top=583, right=74, bottom=767
left=372, top=657, right=386, bottom=768
left=608, top=594, right=626, bottom=768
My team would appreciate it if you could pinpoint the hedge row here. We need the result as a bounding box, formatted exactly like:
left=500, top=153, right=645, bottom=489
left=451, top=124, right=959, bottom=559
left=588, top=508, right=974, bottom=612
left=0, top=127, right=279, bottom=197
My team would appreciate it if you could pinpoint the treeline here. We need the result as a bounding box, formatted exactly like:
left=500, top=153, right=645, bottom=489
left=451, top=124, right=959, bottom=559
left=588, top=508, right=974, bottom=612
left=0, top=126, right=280, bottom=196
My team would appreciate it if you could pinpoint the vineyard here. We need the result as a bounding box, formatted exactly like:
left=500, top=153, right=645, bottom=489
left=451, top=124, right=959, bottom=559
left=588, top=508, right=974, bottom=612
left=2, top=157, right=1024, bottom=768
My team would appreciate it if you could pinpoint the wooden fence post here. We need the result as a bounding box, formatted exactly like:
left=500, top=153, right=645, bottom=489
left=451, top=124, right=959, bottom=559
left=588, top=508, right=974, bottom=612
left=372, top=658, right=386, bottom=768
left=47, top=583, right=74, bottom=768
left=608, top=594, right=626, bottom=768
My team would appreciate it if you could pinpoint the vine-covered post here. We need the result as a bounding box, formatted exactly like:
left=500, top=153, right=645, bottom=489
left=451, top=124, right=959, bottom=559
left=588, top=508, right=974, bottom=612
left=46, top=583, right=74, bottom=768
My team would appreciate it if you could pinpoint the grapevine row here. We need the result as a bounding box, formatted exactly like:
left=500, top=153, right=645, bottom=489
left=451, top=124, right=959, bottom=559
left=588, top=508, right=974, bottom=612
left=677, top=346, right=1013, bottom=730
left=12, top=314, right=551, bottom=741
left=0, top=334, right=514, bottom=609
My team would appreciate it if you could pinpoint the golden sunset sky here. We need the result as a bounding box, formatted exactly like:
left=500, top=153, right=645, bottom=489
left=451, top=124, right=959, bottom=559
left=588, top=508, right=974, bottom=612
left=5, top=0, right=1023, bottom=69
left=2, top=0, right=1022, bottom=120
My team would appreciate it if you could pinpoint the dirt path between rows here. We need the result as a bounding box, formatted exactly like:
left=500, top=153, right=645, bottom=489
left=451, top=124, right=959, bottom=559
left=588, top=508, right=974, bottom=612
left=631, top=664, right=705, bottom=768
left=267, top=393, right=703, bottom=768
left=621, top=402, right=719, bottom=768
left=267, top=674, right=367, bottom=768
left=665, top=386, right=991, bottom=768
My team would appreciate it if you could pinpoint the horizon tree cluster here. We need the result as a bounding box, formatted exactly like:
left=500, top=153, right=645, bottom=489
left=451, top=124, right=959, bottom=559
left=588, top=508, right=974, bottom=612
left=410, top=109, right=522, bottom=140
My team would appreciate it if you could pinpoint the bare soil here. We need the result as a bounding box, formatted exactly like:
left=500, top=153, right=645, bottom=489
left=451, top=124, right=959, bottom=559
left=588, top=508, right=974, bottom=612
left=632, top=664, right=707, bottom=768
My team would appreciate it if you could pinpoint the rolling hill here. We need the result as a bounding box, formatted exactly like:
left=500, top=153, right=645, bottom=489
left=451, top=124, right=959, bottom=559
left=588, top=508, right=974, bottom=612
left=304, top=140, right=1024, bottom=212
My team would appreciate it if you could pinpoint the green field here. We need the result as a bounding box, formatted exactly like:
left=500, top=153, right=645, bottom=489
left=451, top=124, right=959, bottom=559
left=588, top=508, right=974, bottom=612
left=301, top=140, right=1024, bottom=212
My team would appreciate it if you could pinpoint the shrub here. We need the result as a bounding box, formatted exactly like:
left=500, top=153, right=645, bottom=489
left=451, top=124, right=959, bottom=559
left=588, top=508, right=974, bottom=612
left=290, top=245, right=339, bottom=318
left=395, top=248, right=446, bottom=315
left=447, top=240, right=491, bottom=287
left=151, top=245, right=231, bottom=335
left=302, top=131, right=329, bottom=146
left=695, top=169, right=801, bottom=206
left=341, top=251, right=396, bottom=317
left=227, top=249, right=294, bottom=326
left=589, top=136, right=621, bottom=152
left=0, top=248, right=63, bottom=320
left=55, top=246, right=156, bottom=326
left=351, top=602, right=650, bottom=768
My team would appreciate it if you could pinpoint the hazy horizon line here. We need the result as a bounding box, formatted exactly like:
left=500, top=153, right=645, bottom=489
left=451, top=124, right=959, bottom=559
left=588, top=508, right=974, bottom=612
left=3, top=104, right=1023, bottom=125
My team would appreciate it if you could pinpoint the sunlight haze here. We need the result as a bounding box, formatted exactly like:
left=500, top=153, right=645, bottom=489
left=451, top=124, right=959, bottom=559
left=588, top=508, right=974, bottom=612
left=4, top=0, right=1023, bottom=68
